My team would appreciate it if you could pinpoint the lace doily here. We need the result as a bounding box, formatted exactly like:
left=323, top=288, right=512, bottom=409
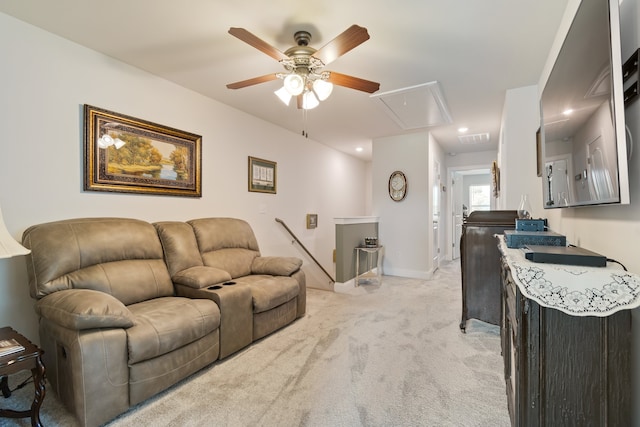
left=498, top=236, right=640, bottom=317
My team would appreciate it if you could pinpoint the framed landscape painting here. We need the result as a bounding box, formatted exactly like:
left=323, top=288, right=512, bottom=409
left=84, top=105, right=202, bottom=197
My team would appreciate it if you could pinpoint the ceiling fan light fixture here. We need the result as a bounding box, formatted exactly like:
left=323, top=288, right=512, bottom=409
left=274, top=86, right=293, bottom=105
left=302, top=91, right=320, bottom=109
left=313, top=79, right=333, bottom=101
left=227, top=25, right=379, bottom=113
left=284, top=73, right=305, bottom=96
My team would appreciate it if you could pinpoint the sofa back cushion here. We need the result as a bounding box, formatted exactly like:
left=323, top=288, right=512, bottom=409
left=154, top=221, right=204, bottom=277
left=188, top=218, right=260, bottom=279
left=22, top=217, right=174, bottom=305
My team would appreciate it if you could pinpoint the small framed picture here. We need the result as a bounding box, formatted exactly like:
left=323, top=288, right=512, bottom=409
left=248, top=156, right=277, bottom=194
left=306, top=214, right=318, bottom=229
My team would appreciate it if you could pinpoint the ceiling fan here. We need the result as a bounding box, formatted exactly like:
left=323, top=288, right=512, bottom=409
left=226, top=25, right=380, bottom=110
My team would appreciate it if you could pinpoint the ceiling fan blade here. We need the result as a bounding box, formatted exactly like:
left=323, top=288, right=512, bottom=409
left=326, top=71, right=380, bottom=94
left=228, top=27, right=289, bottom=62
left=226, top=73, right=279, bottom=89
left=313, top=25, right=370, bottom=66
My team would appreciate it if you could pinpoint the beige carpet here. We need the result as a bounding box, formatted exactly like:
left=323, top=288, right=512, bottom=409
left=1, top=261, right=510, bottom=426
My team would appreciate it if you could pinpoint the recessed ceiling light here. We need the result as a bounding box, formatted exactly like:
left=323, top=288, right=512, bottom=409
left=355, top=147, right=363, bottom=152
left=458, top=127, right=469, bottom=133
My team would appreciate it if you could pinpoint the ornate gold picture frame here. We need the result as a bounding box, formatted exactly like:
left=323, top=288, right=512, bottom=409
left=84, top=105, right=202, bottom=197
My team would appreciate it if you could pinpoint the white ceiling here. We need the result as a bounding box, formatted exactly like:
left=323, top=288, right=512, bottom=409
left=0, top=0, right=569, bottom=160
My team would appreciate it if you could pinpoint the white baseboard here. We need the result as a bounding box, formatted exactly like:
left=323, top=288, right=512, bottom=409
left=383, top=267, right=435, bottom=280
left=333, top=267, right=436, bottom=292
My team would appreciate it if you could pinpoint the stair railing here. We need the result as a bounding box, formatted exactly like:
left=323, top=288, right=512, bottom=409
left=275, top=217, right=335, bottom=284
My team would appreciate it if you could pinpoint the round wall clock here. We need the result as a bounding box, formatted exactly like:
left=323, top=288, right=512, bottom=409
left=389, top=171, right=407, bottom=201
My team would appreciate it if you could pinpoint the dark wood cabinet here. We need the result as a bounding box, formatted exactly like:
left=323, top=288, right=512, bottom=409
left=459, top=210, right=517, bottom=332
left=500, top=258, right=631, bottom=426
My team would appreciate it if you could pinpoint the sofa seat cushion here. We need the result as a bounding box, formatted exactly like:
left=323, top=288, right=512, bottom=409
left=235, top=275, right=300, bottom=314
left=126, top=297, right=220, bottom=363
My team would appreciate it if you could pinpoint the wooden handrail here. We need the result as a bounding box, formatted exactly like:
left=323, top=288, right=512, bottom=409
left=275, top=218, right=335, bottom=284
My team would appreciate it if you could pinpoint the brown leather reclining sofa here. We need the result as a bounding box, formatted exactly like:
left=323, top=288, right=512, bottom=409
left=22, top=217, right=306, bottom=427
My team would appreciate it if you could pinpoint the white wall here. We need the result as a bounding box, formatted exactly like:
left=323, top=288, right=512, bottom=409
left=0, top=13, right=368, bottom=343
left=364, top=161, right=373, bottom=214
left=372, top=132, right=431, bottom=279
left=429, top=133, right=447, bottom=266
left=497, top=85, right=543, bottom=216
left=445, top=150, right=497, bottom=169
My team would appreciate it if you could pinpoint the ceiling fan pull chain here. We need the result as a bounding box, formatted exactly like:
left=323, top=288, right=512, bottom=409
left=302, top=108, right=309, bottom=138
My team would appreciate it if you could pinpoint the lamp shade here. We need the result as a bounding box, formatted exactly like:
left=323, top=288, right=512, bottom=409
left=274, top=86, right=293, bottom=106
left=313, top=79, right=333, bottom=101
left=284, top=74, right=305, bottom=96
left=302, top=91, right=320, bottom=110
left=0, top=205, right=30, bottom=259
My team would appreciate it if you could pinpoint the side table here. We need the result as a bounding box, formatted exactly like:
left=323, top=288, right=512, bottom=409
left=0, top=327, right=45, bottom=427
left=355, top=246, right=384, bottom=286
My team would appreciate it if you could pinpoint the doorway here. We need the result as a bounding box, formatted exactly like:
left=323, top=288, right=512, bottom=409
left=544, top=155, right=572, bottom=207
left=587, top=134, right=616, bottom=201
left=447, top=165, right=492, bottom=261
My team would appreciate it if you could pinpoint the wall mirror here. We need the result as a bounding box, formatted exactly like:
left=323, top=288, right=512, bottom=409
left=540, top=0, right=629, bottom=208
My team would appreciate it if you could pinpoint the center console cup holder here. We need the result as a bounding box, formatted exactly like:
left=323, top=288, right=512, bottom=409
left=208, top=282, right=236, bottom=290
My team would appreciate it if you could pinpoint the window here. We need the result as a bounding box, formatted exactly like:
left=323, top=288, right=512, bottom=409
left=469, top=185, right=490, bottom=212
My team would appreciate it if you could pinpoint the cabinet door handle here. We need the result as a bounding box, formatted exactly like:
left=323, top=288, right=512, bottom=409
left=524, top=300, right=529, bottom=314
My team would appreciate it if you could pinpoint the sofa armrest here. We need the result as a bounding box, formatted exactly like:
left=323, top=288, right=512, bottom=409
left=35, top=289, right=135, bottom=330
left=251, top=256, right=302, bottom=276
left=172, top=266, right=232, bottom=289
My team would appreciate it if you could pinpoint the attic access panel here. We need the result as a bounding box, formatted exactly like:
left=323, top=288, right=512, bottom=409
left=371, top=81, right=452, bottom=130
